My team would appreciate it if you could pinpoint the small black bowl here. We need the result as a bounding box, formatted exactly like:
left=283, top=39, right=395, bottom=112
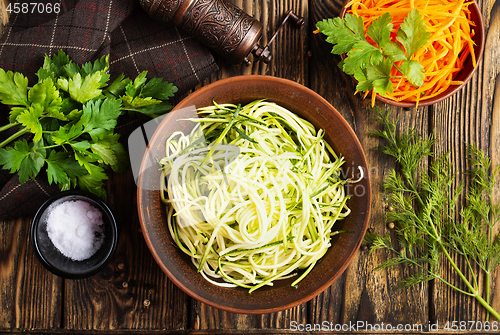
left=31, top=190, right=118, bottom=279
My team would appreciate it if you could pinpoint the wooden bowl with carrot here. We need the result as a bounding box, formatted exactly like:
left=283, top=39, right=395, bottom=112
left=316, top=0, right=485, bottom=108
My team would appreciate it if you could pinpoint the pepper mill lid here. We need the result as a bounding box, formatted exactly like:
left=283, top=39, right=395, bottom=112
left=139, top=0, right=303, bottom=66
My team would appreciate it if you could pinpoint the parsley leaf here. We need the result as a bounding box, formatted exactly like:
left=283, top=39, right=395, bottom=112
left=400, top=60, right=425, bottom=87
left=0, top=69, right=29, bottom=106
left=316, top=9, right=429, bottom=97
left=367, top=12, right=392, bottom=48
left=50, top=151, right=87, bottom=190
left=28, top=78, right=64, bottom=120
left=397, top=9, right=430, bottom=60
left=80, top=98, right=122, bottom=137
left=105, top=73, right=131, bottom=97
left=81, top=55, right=109, bottom=77
left=125, top=71, right=148, bottom=98
left=78, top=173, right=107, bottom=198
left=91, top=142, right=118, bottom=166
left=141, top=77, right=178, bottom=100
left=122, top=100, right=175, bottom=117
left=64, top=72, right=104, bottom=104
left=117, top=71, right=178, bottom=116
left=122, top=95, right=161, bottom=108
left=0, top=140, right=32, bottom=174
left=368, top=59, right=394, bottom=95
left=51, top=123, right=84, bottom=145
left=45, top=150, right=71, bottom=186
left=316, top=16, right=365, bottom=55
left=343, top=40, right=380, bottom=74
left=382, top=41, right=407, bottom=63
left=8, top=107, right=26, bottom=123
left=17, top=104, right=44, bottom=142
left=38, top=49, right=71, bottom=80
left=353, top=59, right=394, bottom=95
left=0, top=50, right=177, bottom=198
left=109, top=141, right=129, bottom=173
left=62, top=62, right=82, bottom=79
left=0, top=139, right=46, bottom=183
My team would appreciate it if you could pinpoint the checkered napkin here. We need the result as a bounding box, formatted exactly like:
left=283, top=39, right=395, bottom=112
left=0, top=0, right=219, bottom=219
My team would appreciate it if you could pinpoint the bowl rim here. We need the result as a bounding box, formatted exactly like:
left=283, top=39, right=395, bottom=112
left=137, top=74, right=372, bottom=313
left=338, top=0, right=485, bottom=108
left=30, top=190, right=118, bottom=279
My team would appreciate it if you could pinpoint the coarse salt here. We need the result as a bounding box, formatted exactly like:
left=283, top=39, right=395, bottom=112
left=46, top=200, right=105, bottom=261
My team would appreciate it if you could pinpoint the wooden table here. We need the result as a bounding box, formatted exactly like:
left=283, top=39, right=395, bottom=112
left=1, top=0, right=500, bottom=333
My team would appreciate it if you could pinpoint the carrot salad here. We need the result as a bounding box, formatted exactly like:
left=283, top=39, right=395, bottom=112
left=345, top=0, right=477, bottom=106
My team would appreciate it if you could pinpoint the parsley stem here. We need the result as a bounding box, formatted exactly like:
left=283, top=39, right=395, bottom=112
left=0, top=122, right=21, bottom=133
left=38, top=144, right=62, bottom=150
left=0, top=128, right=29, bottom=148
left=393, top=63, right=418, bottom=89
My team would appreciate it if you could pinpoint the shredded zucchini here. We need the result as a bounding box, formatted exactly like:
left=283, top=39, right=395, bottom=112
left=159, top=100, right=359, bottom=292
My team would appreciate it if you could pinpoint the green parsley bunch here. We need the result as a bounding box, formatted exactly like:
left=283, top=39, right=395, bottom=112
left=316, top=9, right=430, bottom=97
left=0, top=50, right=177, bottom=198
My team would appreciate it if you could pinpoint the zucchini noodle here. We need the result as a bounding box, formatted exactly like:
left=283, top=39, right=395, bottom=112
left=159, top=100, right=360, bottom=292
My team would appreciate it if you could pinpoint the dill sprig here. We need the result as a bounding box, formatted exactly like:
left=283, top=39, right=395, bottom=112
left=368, top=108, right=500, bottom=321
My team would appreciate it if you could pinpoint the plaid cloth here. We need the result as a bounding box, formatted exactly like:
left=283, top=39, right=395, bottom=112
left=0, top=0, right=219, bottom=219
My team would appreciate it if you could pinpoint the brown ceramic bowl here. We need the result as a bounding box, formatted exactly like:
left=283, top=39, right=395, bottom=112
left=137, top=75, right=371, bottom=314
left=339, top=0, right=485, bottom=108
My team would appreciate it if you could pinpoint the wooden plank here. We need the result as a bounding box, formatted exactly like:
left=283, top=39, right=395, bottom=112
left=190, top=0, right=309, bottom=330
left=63, top=170, right=189, bottom=330
left=191, top=302, right=307, bottom=329
left=215, top=0, right=309, bottom=83
left=0, top=216, right=62, bottom=330
left=309, top=0, right=429, bottom=328
left=1, top=329, right=495, bottom=335
left=0, top=0, right=8, bottom=30
left=256, top=0, right=309, bottom=82
left=490, top=76, right=500, bottom=319
left=430, top=101, right=485, bottom=323
left=430, top=0, right=500, bottom=324
left=485, top=0, right=500, bottom=321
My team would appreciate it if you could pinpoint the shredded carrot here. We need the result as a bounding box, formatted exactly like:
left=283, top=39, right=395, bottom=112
left=371, top=88, right=377, bottom=106
left=346, top=0, right=477, bottom=107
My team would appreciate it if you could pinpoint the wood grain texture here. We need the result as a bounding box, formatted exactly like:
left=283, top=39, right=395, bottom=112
left=64, top=170, right=189, bottom=330
left=191, top=302, right=307, bottom=330
left=476, top=0, right=500, bottom=323
left=431, top=97, right=486, bottom=323
left=309, top=0, right=429, bottom=328
left=0, top=217, right=62, bottom=330
left=2, top=0, right=500, bottom=331
left=484, top=7, right=500, bottom=321
left=490, top=74, right=500, bottom=318
left=0, top=0, right=8, bottom=30
left=215, top=0, right=308, bottom=83
left=431, top=0, right=500, bottom=324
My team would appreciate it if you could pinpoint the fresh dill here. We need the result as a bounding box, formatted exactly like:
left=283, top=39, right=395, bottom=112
left=367, top=108, right=500, bottom=321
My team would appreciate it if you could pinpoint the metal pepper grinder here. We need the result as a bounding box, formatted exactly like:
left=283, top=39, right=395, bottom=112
left=139, top=0, right=304, bottom=66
